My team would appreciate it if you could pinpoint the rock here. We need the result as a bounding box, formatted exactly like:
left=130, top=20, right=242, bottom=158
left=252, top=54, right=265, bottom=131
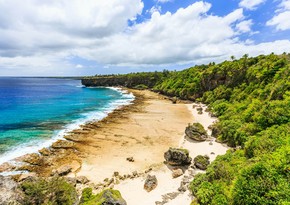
left=132, top=171, right=138, bottom=177
left=196, top=106, right=203, bottom=112
left=211, top=124, right=221, bottom=138
left=76, top=176, right=89, bottom=184
left=0, top=176, right=24, bottom=204
left=93, top=189, right=127, bottom=205
left=144, top=175, right=158, bottom=192
left=164, top=148, right=192, bottom=166
left=51, top=140, right=75, bottom=149
left=17, top=173, right=37, bottom=182
left=185, top=123, right=208, bottom=141
left=194, top=155, right=210, bottom=170
left=178, top=185, right=187, bottom=192
left=54, top=165, right=72, bottom=176
left=0, top=162, right=16, bottom=172
left=171, top=97, right=177, bottom=104
left=210, top=152, right=215, bottom=155
left=38, top=148, right=51, bottom=156
left=21, top=153, right=43, bottom=166
left=198, top=110, right=203, bottom=115
left=145, top=168, right=152, bottom=173
left=126, top=157, right=134, bottom=162
left=113, top=171, right=119, bottom=177
left=172, top=168, right=183, bottom=178
left=64, top=135, right=84, bottom=142
left=209, top=141, right=213, bottom=145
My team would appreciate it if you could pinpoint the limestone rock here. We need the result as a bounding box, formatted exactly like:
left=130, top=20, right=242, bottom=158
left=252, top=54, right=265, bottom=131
left=172, top=168, right=183, bottom=178
left=54, top=165, right=72, bottom=176
left=0, top=176, right=24, bottom=204
left=164, top=148, right=192, bottom=166
left=144, top=175, right=158, bottom=192
left=185, top=123, right=208, bottom=141
left=38, top=148, right=52, bottom=156
left=52, top=140, right=75, bottom=149
left=194, top=155, right=210, bottom=170
left=21, top=153, right=43, bottom=165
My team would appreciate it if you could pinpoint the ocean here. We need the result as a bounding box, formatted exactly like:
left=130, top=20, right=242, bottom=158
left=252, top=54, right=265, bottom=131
left=0, top=77, right=134, bottom=165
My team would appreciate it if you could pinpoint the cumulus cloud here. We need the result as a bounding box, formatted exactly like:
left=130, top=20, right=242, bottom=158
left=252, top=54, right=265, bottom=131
left=0, top=0, right=290, bottom=76
left=267, top=0, right=290, bottom=30
left=239, top=0, right=265, bottom=10
left=236, top=20, right=253, bottom=33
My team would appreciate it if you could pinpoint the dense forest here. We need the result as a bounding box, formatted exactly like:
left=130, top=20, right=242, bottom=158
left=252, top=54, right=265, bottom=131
left=83, top=53, right=290, bottom=204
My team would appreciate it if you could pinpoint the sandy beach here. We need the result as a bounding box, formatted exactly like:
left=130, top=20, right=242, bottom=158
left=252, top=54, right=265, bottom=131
left=0, top=89, right=228, bottom=204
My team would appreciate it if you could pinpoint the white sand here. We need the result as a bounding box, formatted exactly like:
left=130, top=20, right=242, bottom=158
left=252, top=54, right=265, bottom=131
left=113, top=103, right=228, bottom=205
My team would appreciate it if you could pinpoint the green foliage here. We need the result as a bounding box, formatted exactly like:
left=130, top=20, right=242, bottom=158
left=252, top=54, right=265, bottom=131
left=85, top=53, right=290, bottom=204
left=80, top=189, right=125, bottom=205
left=21, top=177, right=77, bottom=205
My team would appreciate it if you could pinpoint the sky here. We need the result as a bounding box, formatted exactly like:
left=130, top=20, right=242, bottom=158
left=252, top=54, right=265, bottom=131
left=1, top=0, right=290, bottom=76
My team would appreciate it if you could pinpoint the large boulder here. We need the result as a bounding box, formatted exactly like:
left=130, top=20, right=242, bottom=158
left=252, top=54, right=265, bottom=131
left=164, top=148, right=192, bottom=166
left=144, top=175, right=158, bottom=192
left=185, top=123, right=208, bottom=141
left=194, top=155, right=210, bottom=170
left=0, top=176, right=24, bottom=204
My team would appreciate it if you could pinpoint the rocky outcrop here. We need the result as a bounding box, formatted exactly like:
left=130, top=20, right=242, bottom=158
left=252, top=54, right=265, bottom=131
left=164, top=148, right=192, bottom=166
left=194, top=155, right=210, bottom=170
left=144, top=175, right=158, bottom=192
left=0, top=176, right=24, bottom=204
left=185, top=123, right=208, bottom=141
left=51, top=140, right=75, bottom=149
left=97, top=189, right=127, bottom=205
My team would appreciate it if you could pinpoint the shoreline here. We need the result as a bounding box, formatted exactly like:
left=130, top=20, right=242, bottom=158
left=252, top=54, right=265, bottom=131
left=0, top=88, right=228, bottom=204
left=0, top=86, right=134, bottom=171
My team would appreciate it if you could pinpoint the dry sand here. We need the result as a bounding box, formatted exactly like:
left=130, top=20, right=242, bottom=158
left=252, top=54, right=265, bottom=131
left=75, top=90, right=194, bottom=183
left=113, top=102, right=228, bottom=205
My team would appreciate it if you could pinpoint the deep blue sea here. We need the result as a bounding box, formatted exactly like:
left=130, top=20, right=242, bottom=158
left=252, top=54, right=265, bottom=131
left=0, top=77, right=134, bottom=164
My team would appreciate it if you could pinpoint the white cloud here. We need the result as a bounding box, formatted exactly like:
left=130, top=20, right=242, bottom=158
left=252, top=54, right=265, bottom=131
left=267, top=0, right=290, bottom=30
left=0, top=0, right=290, bottom=76
left=239, top=0, right=265, bottom=10
left=236, top=19, right=253, bottom=33
left=157, top=0, right=172, bottom=3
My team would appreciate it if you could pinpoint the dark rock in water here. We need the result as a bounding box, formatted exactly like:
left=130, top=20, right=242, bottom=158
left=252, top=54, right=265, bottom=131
left=144, top=175, right=158, bottom=192
left=194, top=155, right=210, bottom=170
left=185, top=123, right=208, bottom=141
left=164, top=148, right=192, bottom=166
left=95, top=189, right=127, bottom=205
left=0, top=176, right=24, bottom=204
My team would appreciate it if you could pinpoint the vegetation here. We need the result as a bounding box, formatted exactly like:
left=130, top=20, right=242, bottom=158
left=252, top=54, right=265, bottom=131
left=21, top=177, right=78, bottom=205
left=83, top=53, right=290, bottom=204
left=80, top=188, right=126, bottom=205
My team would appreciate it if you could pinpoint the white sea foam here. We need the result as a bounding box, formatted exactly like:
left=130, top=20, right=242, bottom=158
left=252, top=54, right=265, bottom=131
left=0, top=87, right=134, bottom=167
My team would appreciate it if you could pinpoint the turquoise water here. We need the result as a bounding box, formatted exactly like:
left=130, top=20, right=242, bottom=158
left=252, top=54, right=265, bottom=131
left=0, top=77, right=134, bottom=164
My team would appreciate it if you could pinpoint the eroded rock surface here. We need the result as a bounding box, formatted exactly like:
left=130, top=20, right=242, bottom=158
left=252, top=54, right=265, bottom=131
left=185, top=123, right=208, bottom=141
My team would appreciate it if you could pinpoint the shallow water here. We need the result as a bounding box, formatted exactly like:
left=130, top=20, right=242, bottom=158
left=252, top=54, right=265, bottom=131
left=0, top=77, right=133, bottom=164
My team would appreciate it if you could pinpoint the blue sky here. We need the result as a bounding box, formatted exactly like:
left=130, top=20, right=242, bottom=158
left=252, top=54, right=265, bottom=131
left=0, top=0, right=290, bottom=76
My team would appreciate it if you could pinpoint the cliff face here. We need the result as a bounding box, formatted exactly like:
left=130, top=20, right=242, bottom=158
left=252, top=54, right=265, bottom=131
left=81, top=77, right=128, bottom=87
left=81, top=73, right=161, bottom=88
